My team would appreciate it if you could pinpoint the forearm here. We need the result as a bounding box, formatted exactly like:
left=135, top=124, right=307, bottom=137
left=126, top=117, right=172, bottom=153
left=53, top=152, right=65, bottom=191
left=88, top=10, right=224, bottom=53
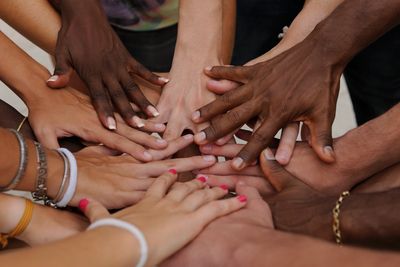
left=0, top=227, right=139, bottom=267
left=335, top=103, right=400, bottom=189
left=235, top=227, right=400, bottom=266
left=0, top=0, right=60, bottom=54
left=171, top=0, right=231, bottom=71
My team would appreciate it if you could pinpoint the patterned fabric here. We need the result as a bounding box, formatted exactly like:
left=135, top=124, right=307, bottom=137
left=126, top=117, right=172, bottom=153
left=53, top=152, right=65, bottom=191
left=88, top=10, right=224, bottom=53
left=101, top=0, right=178, bottom=31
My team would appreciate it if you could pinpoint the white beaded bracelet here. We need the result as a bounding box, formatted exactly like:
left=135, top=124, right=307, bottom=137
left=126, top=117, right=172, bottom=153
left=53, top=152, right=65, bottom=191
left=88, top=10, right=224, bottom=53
left=56, top=148, right=78, bottom=207
left=87, top=218, right=148, bottom=267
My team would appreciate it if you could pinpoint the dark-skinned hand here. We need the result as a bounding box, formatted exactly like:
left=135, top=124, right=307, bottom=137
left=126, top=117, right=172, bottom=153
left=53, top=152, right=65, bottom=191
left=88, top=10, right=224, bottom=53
left=192, top=36, right=343, bottom=170
left=47, top=0, right=168, bottom=130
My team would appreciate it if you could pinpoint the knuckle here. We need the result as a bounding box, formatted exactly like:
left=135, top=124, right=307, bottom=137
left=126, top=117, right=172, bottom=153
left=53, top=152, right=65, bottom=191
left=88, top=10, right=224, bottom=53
left=252, top=132, right=268, bottom=144
left=219, top=93, right=232, bottom=106
left=110, top=89, right=126, bottom=99
left=227, top=110, right=241, bottom=124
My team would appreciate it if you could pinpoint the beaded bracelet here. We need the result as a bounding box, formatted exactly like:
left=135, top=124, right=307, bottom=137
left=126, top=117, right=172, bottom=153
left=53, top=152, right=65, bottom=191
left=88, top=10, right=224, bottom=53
left=0, top=129, right=28, bottom=192
left=31, top=142, right=49, bottom=202
left=332, top=190, right=350, bottom=244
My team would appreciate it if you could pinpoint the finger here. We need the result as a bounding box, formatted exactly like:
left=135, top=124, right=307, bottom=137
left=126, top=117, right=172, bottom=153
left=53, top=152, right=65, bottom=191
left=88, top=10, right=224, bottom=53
left=259, top=148, right=301, bottom=191
left=162, top=116, right=185, bottom=141
left=48, top=43, right=72, bottom=88
left=181, top=186, right=229, bottom=211
left=233, top=119, right=281, bottom=170
left=199, top=161, right=263, bottom=177
left=275, top=122, right=299, bottom=165
left=194, top=102, right=254, bottom=145
left=306, top=117, right=335, bottom=163
left=116, top=123, right=168, bottom=150
left=200, top=143, right=243, bottom=158
left=167, top=177, right=207, bottom=202
left=129, top=60, right=169, bottom=86
left=204, top=174, right=275, bottom=196
left=76, top=145, right=120, bottom=157
left=79, top=198, right=109, bottom=223
left=143, top=155, right=217, bottom=177
left=116, top=191, right=146, bottom=207
left=193, top=193, right=246, bottom=225
left=192, top=86, right=250, bottom=123
left=35, top=129, right=60, bottom=149
left=120, top=71, right=159, bottom=118
left=235, top=128, right=253, bottom=142
left=204, top=65, right=252, bottom=83
left=86, top=77, right=116, bottom=131
left=206, top=79, right=240, bottom=94
left=145, top=170, right=178, bottom=199
left=148, top=134, right=193, bottom=161
left=140, top=120, right=166, bottom=133
left=215, top=130, right=236, bottom=146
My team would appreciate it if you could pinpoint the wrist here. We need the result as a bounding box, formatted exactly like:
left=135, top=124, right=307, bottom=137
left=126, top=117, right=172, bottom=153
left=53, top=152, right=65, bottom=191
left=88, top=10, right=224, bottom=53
left=45, top=149, right=64, bottom=200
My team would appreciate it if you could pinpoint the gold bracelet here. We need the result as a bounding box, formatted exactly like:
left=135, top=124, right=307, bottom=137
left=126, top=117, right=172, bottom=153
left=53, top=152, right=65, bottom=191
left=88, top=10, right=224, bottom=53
left=332, top=190, right=350, bottom=245
left=0, top=199, right=34, bottom=248
left=16, top=116, right=27, bottom=132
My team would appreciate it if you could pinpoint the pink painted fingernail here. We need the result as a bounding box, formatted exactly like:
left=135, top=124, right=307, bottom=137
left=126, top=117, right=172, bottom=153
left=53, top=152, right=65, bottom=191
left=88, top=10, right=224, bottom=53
left=168, top=169, right=177, bottom=175
left=192, top=111, right=201, bottom=121
left=47, top=75, right=59, bottom=82
left=107, top=117, right=117, bottom=130
left=147, top=106, right=160, bottom=117
left=237, top=195, right=247, bottom=203
left=220, top=184, right=229, bottom=191
left=197, top=176, right=208, bottom=183
left=78, top=198, right=89, bottom=212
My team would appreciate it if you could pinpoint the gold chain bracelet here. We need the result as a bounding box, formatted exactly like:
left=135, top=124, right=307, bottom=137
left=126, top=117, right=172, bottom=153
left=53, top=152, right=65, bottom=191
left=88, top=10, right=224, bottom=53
left=332, top=190, right=350, bottom=244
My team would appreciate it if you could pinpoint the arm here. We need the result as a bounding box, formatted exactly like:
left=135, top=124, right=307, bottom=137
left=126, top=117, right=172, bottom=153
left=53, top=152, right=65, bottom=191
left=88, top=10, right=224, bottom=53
left=152, top=0, right=236, bottom=140
left=193, top=0, right=400, bottom=170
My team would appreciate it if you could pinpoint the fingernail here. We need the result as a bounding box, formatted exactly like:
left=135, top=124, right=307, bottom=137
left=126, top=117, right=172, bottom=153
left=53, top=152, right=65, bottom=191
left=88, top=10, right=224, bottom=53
left=264, top=148, right=276, bottom=161
left=194, top=132, right=207, bottom=144
left=197, top=176, right=208, bottom=183
left=133, top=116, right=145, bottom=128
left=232, top=157, right=245, bottom=169
left=220, top=184, right=229, bottom=191
left=155, top=123, right=165, bottom=131
left=147, top=106, right=160, bottom=117
left=237, top=195, right=247, bottom=203
left=156, top=138, right=167, bottom=145
left=107, top=117, right=117, bottom=130
left=324, top=146, right=334, bottom=155
left=78, top=198, right=89, bottom=212
left=183, top=134, right=194, bottom=140
left=192, top=111, right=201, bottom=121
left=159, top=77, right=170, bottom=83
left=275, top=151, right=287, bottom=163
left=201, top=144, right=213, bottom=153
left=168, top=169, right=177, bottom=174
left=203, top=155, right=216, bottom=162
left=47, top=75, right=59, bottom=82
left=216, top=138, right=226, bottom=145
left=143, top=151, right=152, bottom=161
left=205, top=66, right=212, bottom=71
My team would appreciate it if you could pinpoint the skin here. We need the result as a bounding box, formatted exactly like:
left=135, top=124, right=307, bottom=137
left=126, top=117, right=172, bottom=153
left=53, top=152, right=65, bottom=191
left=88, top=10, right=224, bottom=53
left=0, top=128, right=217, bottom=209
left=192, top=0, right=400, bottom=170
left=0, top=171, right=247, bottom=267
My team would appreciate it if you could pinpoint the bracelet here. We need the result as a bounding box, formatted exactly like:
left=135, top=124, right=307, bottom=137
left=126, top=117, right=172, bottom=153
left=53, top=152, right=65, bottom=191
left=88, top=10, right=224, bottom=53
left=55, top=148, right=77, bottom=207
left=88, top=218, right=148, bottom=267
left=332, top=190, right=350, bottom=244
left=46, top=150, right=70, bottom=208
left=0, top=199, right=34, bottom=248
left=0, top=129, right=28, bottom=192
left=16, top=116, right=27, bottom=132
left=31, top=142, right=49, bottom=202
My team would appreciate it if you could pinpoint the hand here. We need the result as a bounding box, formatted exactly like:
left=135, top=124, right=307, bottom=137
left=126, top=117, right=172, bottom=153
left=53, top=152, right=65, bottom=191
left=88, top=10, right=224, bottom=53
left=66, top=138, right=218, bottom=209
left=47, top=0, right=167, bottom=129
left=81, top=170, right=247, bottom=267
left=192, top=37, right=343, bottom=170
left=28, top=87, right=167, bottom=162
left=162, top=182, right=273, bottom=267
left=150, top=68, right=216, bottom=140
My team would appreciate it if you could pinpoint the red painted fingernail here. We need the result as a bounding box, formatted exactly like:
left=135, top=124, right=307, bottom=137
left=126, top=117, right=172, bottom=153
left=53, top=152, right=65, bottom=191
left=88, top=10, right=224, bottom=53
left=168, top=169, right=177, bottom=175
left=78, top=198, right=89, bottom=212
left=220, top=184, right=229, bottom=191
left=237, top=195, right=247, bottom=203
left=197, top=176, right=207, bottom=183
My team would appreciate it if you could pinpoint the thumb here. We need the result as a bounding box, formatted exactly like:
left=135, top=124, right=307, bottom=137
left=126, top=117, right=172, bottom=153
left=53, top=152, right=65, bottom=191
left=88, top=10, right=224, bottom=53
left=47, top=48, right=73, bottom=89
left=307, top=118, right=335, bottom=163
left=204, top=65, right=251, bottom=83
left=78, top=198, right=110, bottom=223
left=206, top=79, right=240, bottom=94
left=259, top=148, right=300, bottom=192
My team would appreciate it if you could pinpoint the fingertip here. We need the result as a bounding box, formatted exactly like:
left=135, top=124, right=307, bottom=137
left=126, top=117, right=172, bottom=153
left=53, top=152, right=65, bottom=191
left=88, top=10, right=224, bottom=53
left=231, top=157, right=245, bottom=170
left=168, top=169, right=177, bottom=175
left=323, top=146, right=336, bottom=163
left=78, top=198, right=90, bottom=212
left=194, top=132, right=207, bottom=145
left=192, top=111, right=201, bottom=122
